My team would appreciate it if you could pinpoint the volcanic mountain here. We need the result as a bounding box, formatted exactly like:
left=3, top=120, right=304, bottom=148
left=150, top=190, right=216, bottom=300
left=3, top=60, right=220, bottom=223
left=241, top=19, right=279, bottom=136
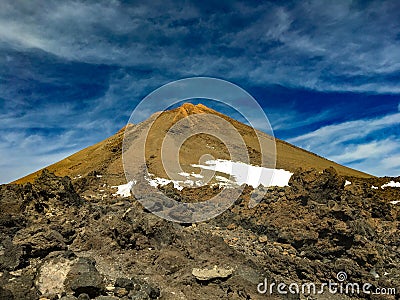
left=14, top=103, right=370, bottom=186
left=3, top=103, right=400, bottom=300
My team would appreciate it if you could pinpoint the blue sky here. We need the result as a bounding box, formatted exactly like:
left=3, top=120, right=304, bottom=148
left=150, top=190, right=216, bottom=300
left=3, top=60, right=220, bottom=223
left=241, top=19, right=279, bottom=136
left=0, top=0, right=399, bottom=183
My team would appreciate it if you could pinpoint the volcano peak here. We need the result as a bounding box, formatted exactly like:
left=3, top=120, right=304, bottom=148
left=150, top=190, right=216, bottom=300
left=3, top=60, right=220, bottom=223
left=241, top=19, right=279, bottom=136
left=173, top=103, right=216, bottom=122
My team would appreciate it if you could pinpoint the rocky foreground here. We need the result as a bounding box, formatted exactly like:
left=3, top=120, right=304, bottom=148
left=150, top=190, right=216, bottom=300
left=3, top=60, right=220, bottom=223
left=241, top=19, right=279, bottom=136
left=0, top=169, right=399, bottom=300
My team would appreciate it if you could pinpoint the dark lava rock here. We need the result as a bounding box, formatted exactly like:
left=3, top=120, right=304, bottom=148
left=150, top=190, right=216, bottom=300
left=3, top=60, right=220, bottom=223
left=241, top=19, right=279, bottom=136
left=115, top=278, right=136, bottom=291
left=65, top=257, right=105, bottom=298
left=0, top=286, right=14, bottom=300
left=167, top=206, right=193, bottom=223
left=0, top=236, right=24, bottom=271
left=118, top=278, right=160, bottom=300
left=1, top=168, right=399, bottom=300
left=0, top=267, right=39, bottom=300
left=73, top=170, right=103, bottom=194
left=289, top=167, right=344, bottom=204
left=77, top=293, right=90, bottom=300
left=13, top=224, right=66, bottom=258
left=129, top=290, right=150, bottom=300
left=41, top=293, right=60, bottom=300
left=140, top=282, right=160, bottom=299
left=0, top=184, right=27, bottom=237
left=32, top=169, right=82, bottom=206
left=0, top=170, right=82, bottom=237
left=154, top=249, right=188, bottom=275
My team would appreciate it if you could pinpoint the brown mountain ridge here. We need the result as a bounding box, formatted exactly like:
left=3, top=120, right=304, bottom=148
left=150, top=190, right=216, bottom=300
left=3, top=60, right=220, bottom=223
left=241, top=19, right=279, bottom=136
left=14, top=103, right=371, bottom=185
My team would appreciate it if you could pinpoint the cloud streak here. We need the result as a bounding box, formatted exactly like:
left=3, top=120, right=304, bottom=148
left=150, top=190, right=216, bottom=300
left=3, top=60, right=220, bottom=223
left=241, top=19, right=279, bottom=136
left=0, top=0, right=400, bottom=182
left=289, top=113, right=400, bottom=147
left=1, top=0, right=400, bottom=93
left=288, top=112, right=400, bottom=176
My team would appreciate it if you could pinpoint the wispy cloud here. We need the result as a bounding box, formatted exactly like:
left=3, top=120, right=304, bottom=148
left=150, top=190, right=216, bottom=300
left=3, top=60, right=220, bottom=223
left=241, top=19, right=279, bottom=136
left=346, top=142, right=400, bottom=177
left=0, top=0, right=400, bottom=182
left=288, top=112, right=400, bottom=176
left=1, top=1, right=400, bottom=93
left=289, top=113, right=400, bottom=147
left=329, top=139, right=399, bottom=164
left=0, top=129, right=80, bottom=182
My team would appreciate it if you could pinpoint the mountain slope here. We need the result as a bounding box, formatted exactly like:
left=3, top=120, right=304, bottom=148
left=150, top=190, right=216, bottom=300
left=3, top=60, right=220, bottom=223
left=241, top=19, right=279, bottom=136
left=14, top=103, right=371, bottom=185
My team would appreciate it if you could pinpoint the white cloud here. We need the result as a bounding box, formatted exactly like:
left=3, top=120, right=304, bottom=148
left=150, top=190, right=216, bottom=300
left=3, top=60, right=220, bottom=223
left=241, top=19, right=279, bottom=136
left=0, top=130, right=81, bottom=183
left=289, top=113, right=400, bottom=149
left=329, top=139, right=399, bottom=163
left=288, top=113, right=400, bottom=176
left=1, top=1, right=400, bottom=93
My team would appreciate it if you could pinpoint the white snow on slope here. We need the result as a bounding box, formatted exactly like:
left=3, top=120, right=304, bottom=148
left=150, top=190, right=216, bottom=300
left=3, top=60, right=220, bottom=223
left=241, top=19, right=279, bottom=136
left=371, top=185, right=379, bottom=189
left=146, top=177, right=186, bottom=191
left=146, top=173, right=204, bottom=191
left=178, top=172, right=190, bottom=177
left=146, top=177, right=200, bottom=190
left=112, top=181, right=135, bottom=197
left=143, top=160, right=293, bottom=190
left=190, top=173, right=204, bottom=178
left=381, top=181, right=400, bottom=188
left=345, top=180, right=352, bottom=186
left=390, top=201, right=400, bottom=205
left=178, top=172, right=204, bottom=179
left=191, top=159, right=293, bottom=188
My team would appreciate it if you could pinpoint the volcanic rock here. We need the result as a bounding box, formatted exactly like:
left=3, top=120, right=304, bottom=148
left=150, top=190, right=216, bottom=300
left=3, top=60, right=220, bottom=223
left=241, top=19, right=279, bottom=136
left=192, top=266, right=233, bottom=281
left=64, top=257, right=105, bottom=298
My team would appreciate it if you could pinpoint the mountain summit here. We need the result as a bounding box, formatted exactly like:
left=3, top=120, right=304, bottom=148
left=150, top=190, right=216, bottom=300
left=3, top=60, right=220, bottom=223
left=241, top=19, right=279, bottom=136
left=172, top=103, right=217, bottom=122
left=14, top=103, right=371, bottom=185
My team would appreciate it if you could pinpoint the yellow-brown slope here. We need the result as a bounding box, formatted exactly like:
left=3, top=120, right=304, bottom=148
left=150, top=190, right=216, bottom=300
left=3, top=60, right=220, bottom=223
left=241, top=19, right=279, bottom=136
left=13, top=103, right=372, bottom=185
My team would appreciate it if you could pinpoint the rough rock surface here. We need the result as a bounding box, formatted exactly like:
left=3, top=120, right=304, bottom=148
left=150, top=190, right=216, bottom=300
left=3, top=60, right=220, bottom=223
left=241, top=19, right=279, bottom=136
left=64, top=257, right=105, bottom=298
left=0, top=169, right=399, bottom=299
left=192, top=266, right=233, bottom=281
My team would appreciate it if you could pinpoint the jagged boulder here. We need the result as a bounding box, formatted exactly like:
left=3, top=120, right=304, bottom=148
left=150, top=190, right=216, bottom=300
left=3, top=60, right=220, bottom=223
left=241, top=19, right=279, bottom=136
left=0, top=236, right=24, bottom=271
left=289, top=167, right=344, bottom=204
left=30, top=169, right=83, bottom=206
left=35, top=251, right=77, bottom=296
left=0, top=169, right=82, bottom=226
left=0, top=184, right=27, bottom=236
left=13, top=224, right=66, bottom=258
left=64, top=257, right=105, bottom=298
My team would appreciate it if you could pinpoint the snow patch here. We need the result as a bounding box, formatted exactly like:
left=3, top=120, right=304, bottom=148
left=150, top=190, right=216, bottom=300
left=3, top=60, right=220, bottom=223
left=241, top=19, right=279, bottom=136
left=191, top=159, right=293, bottom=188
left=144, top=160, right=293, bottom=190
left=390, top=201, right=400, bottom=205
left=381, top=181, right=400, bottom=188
left=215, top=175, right=231, bottom=183
left=191, top=173, right=204, bottom=179
left=345, top=180, right=352, bottom=186
left=178, top=171, right=203, bottom=179
left=146, top=176, right=190, bottom=191
left=112, top=181, right=135, bottom=197
left=371, top=185, right=379, bottom=190
left=178, top=172, right=190, bottom=177
left=212, top=175, right=236, bottom=188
